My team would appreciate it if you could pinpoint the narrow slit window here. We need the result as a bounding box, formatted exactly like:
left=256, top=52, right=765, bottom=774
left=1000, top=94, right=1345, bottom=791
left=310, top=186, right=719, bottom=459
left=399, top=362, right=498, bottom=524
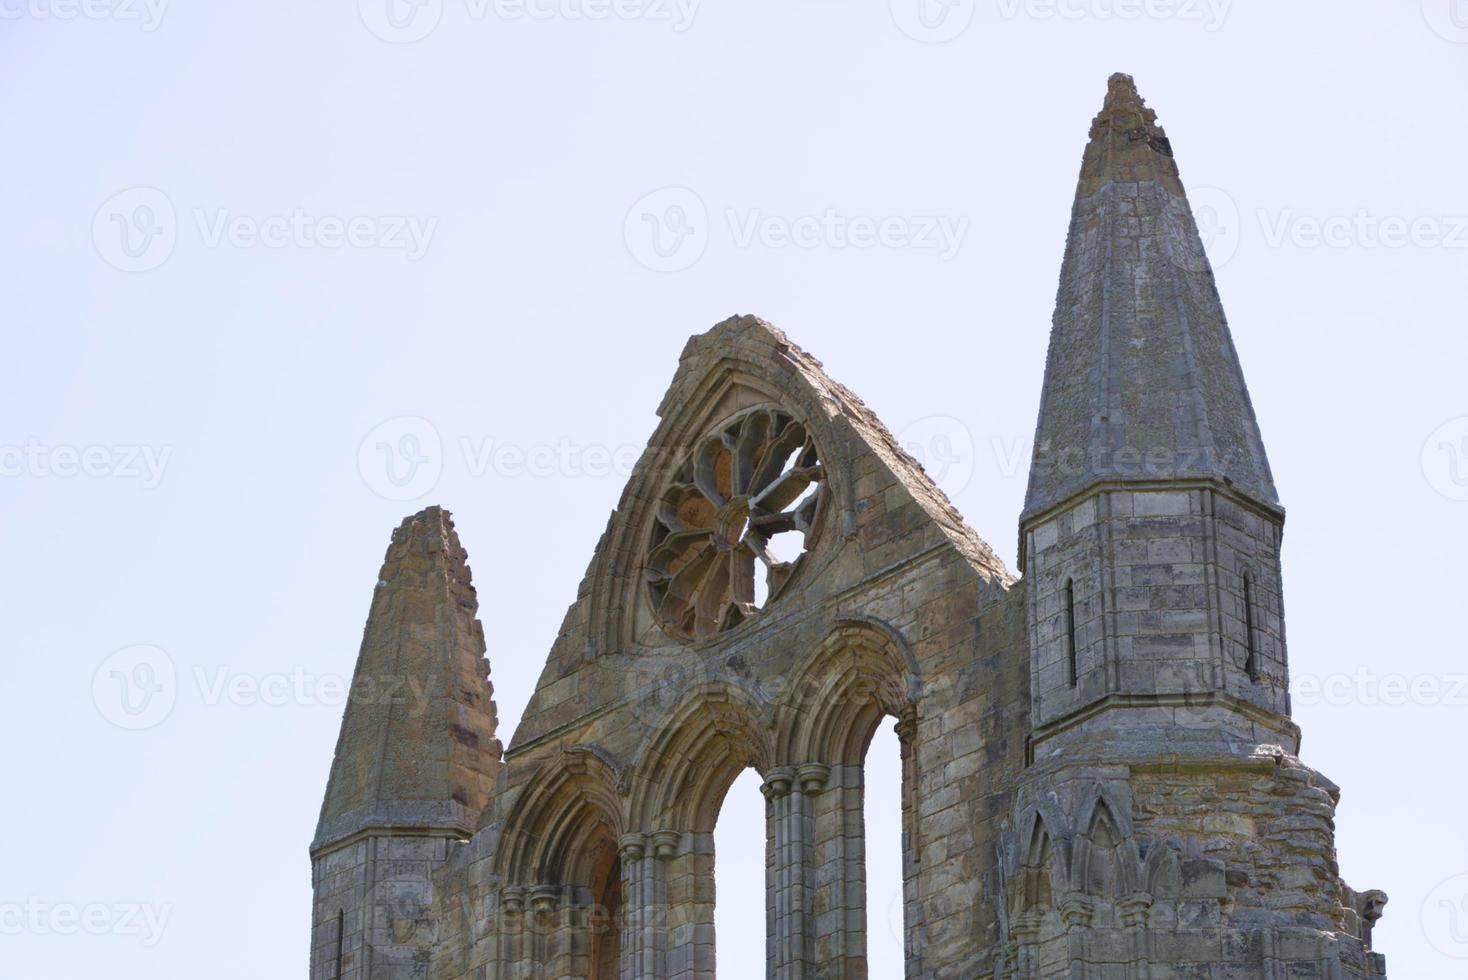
left=1243, top=571, right=1259, bottom=681
left=1065, top=579, right=1078, bottom=687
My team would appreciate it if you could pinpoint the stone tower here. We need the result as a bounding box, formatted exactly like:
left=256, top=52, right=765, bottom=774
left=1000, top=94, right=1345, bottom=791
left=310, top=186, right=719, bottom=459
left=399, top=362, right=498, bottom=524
left=309, top=507, right=503, bottom=980
left=997, top=72, right=1386, bottom=977
left=309, top=76, right=1387, bottom=978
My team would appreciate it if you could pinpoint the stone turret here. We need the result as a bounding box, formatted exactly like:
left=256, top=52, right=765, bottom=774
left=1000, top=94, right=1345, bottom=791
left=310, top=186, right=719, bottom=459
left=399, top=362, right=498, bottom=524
left=997, top=75, right=1384, bottom=979
left=1021, top=73, right=1294, bottom=754
left=309, top=507, right=502, bottom=980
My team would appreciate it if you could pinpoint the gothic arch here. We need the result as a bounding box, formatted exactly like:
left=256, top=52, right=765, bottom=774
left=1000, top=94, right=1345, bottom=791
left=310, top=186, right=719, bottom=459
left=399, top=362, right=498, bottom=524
left=626, top=680, right=773, bottom=833
left=496, top=746, right=626, bottom=888
left=777, top=617, right=920, bottom=766
left=1012, top=810, right=1069, bottom=915
left=1071, top=796, right=1142, bottom=900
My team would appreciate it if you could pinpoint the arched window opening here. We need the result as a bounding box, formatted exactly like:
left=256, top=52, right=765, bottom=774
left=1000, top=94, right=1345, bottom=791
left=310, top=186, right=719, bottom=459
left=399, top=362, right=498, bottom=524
left=714, top=768, right=767, bottom=977
left=1084, top=807, right=1122, bottom=900
left=1243, top=571, right=1260, bottom=681
left=1065, top=578, right=1078, bottom=686
left=864, top=720, right=905, bottom=977
left=1023, top=825, right=1055, bottom=910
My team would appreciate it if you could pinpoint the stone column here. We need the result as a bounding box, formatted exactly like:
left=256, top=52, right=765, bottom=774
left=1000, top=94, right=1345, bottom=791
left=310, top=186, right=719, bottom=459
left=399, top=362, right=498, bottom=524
left=763, top=763, right=830, bottom=979
left=620, top=833, right=652, bottom=980
left=1118, top=895, right=1152, bottom=980
left=497, top=886, right=525, bottom=980
left=619, top=830, right=683, bottom=980
left=528, top=885, right=560, bottom=975
left=1009, top=911, right=1042, bottom=980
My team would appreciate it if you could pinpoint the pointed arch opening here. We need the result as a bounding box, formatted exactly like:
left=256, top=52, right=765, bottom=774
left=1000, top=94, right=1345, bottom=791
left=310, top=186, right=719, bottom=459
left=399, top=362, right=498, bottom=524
left=494, top=750, right=627, bottom=979
left=626, top=683, right=773, bottom=978
left=714, top=768, right=768, bottom=978
left=864, top=719, right=905, bottom=978
left=775, top=620, right=923, bottom=976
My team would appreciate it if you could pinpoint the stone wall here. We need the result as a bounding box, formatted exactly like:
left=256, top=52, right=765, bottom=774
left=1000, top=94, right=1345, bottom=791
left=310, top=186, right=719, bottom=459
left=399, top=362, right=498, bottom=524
left=1023, top=485, right=1293, bottom=744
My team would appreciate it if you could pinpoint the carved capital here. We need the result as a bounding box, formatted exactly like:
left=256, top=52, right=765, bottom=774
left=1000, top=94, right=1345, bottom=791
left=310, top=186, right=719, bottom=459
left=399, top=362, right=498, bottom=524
left=528, top=884, right=560, bottom=914
left=617, top=832, right=648, bottom=863
left=1117, top=893, right=1153, bottom=927
left=1058, top=895, right=1095, bottom=930
left=500, top=885, right=526, bottom=916
left=761, top=766, right=796, bottom=800
left=797, top=762, right=831, bottom=795
left=650, top=830, right=682, bottom=860
left=1009, top=909, right=1043, bottom=942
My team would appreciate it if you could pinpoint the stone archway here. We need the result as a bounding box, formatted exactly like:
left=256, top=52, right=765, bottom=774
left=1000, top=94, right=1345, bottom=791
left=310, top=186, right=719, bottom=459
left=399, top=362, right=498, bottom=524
left=765, top=618, right=924, bottom=978
left=621, top=683, right=773, bottom=980
left=495, top=749, right=626, bottom=979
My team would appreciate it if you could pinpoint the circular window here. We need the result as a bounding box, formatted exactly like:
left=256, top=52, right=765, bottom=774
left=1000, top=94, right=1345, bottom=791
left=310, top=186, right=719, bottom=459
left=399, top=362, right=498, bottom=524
left=646, top=408, right=826, bottom=641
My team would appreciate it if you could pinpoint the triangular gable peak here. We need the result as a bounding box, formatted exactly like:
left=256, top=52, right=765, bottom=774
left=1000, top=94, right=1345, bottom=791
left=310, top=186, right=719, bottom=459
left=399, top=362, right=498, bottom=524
left=508, top=313, right=1012, bottom=755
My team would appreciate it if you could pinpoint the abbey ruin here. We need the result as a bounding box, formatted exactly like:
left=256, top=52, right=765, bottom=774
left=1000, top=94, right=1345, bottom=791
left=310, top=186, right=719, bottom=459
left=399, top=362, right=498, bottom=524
left=308, top=74, right=1389, bottom=978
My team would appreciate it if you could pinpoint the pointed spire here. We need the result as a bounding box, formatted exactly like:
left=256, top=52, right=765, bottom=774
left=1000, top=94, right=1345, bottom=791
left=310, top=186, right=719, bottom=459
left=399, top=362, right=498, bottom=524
left=312, top=506, right=502, bottom=855
left=1023, top=74, right=1278, bottom=525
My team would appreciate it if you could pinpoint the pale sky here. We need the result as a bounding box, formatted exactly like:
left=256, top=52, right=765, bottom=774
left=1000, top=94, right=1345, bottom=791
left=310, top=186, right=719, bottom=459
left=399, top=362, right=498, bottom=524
left=3, top=1, right=1467, bottom=976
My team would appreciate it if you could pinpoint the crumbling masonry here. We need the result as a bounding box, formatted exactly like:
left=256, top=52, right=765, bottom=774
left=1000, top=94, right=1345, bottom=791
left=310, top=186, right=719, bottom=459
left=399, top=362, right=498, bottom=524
left=309, top=74, right=1389, bottom=978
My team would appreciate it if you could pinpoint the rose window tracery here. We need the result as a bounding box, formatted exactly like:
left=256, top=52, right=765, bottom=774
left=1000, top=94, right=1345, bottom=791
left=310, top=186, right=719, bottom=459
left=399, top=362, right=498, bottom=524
left=646, top=408, right=826, bottom=641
